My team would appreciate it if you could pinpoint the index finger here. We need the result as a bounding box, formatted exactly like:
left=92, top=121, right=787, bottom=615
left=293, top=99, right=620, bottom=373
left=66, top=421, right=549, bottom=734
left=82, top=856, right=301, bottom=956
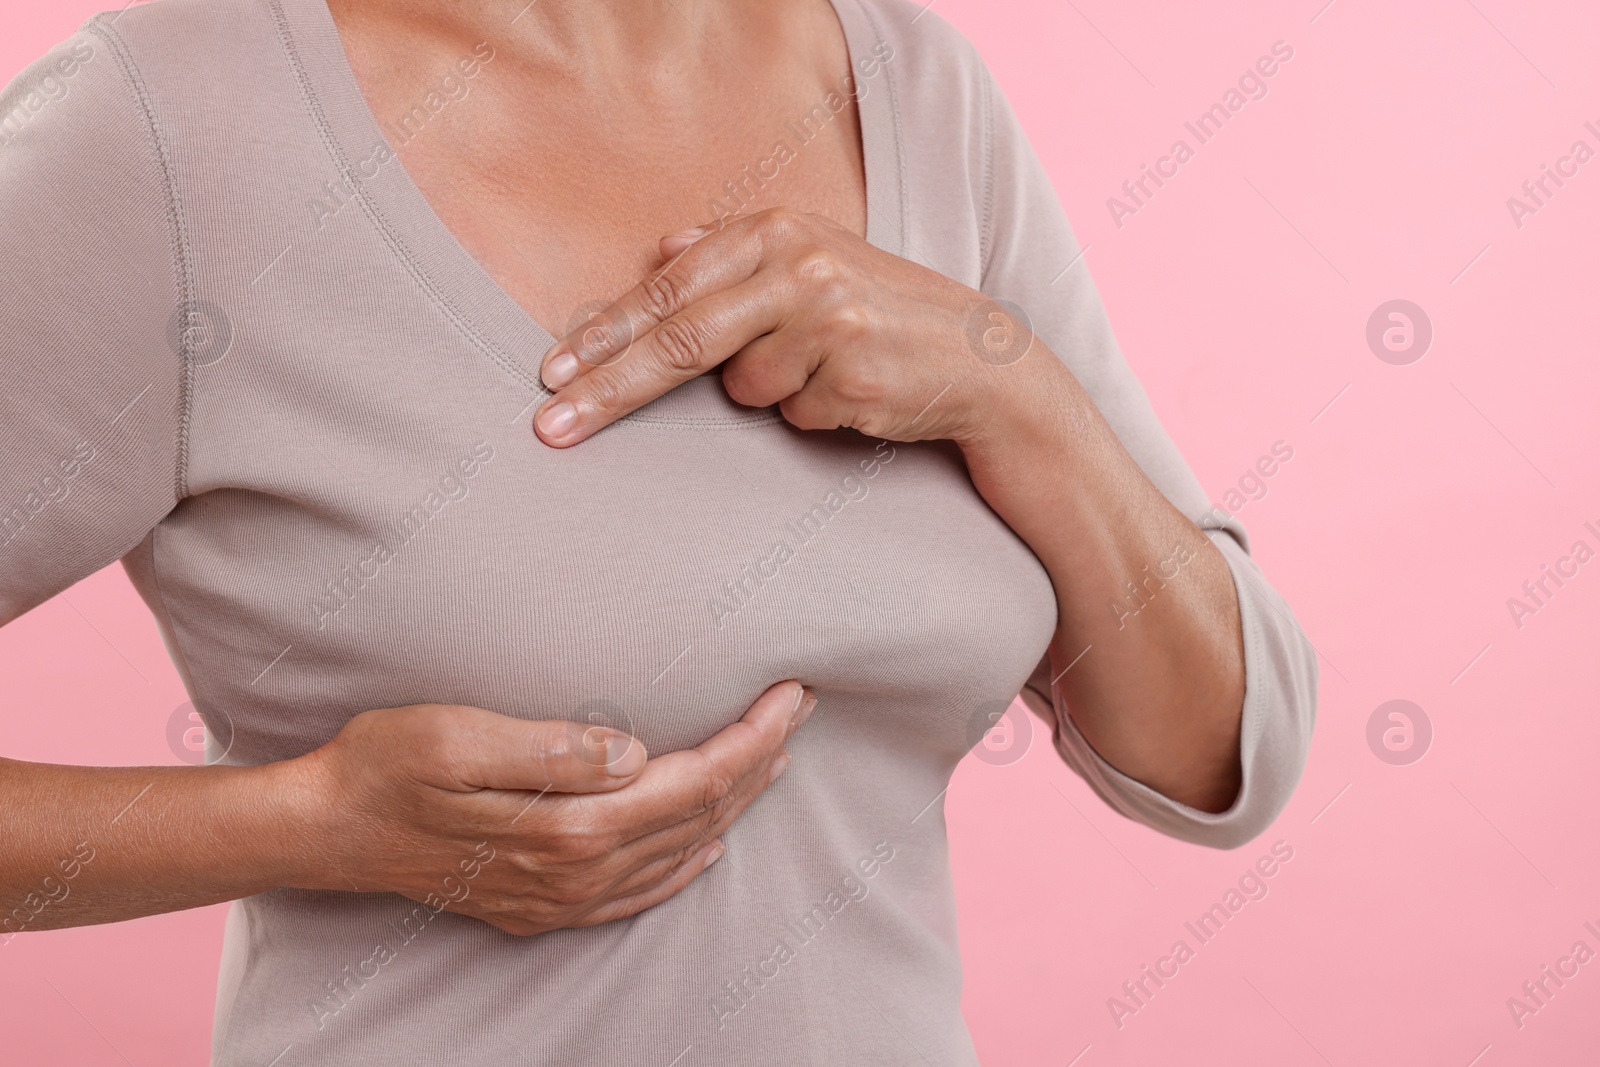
left=541, top=217, right=746, bottom=382
left=533, top=219, right=769, bottom=445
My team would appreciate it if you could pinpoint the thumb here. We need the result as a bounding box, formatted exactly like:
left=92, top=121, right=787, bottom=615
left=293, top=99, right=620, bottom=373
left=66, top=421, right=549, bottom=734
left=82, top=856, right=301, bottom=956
left=438, top=707, right=647, bottom=794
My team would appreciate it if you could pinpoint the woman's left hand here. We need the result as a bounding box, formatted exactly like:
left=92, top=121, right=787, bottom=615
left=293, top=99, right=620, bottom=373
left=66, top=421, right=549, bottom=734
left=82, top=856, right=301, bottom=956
left=533, top=205, right=1248, bottom=816
left=533, top=206, right=1050, bottom=448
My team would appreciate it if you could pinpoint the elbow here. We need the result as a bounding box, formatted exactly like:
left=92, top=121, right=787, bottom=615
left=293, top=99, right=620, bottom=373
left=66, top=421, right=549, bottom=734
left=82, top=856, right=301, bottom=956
left=1202, top=669, right=1319, bottom=850
left=1171, top=646, right=1318, bottom=852
left=1195, top=578, right=1319, bottom=850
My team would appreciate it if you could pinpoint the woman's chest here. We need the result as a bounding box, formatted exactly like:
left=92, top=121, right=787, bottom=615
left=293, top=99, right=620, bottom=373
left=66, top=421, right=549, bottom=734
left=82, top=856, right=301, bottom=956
left=408, top=117, right=866, bottom=335
left=331, top=13, right=869, bottom=335
left=151, top=375, right=1057, bottom=766
left=148, top=2, right=1021, bottom=763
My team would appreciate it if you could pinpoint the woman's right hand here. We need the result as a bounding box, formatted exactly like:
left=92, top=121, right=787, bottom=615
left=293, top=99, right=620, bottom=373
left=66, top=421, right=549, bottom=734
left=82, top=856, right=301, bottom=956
left=288, top=679, right=815, bottom=935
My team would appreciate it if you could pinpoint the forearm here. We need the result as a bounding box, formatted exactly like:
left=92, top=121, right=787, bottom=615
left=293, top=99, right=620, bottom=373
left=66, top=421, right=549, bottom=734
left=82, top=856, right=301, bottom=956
left=0, top=756, right=317, bottom=933
left=958, top=355, right=1245, bottom=813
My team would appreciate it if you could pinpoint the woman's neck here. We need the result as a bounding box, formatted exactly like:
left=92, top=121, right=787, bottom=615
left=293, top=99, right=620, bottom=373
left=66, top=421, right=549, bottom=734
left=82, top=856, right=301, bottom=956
left=324, top=0, right=774, bottom=86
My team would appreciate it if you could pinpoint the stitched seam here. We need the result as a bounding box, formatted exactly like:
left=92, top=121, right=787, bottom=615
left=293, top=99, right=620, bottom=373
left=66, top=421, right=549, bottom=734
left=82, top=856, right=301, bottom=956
left=86, top=15, right=194, bottom=502
left=856, top=0, right=908, bottom=258
left=625, top=411, right=786, bottom=428
left=1243, top=557, right=1270, bottom=760
left=1213, top=532, right=1271, bottom=785
left=264, top=0, right=542, bottom=396
left=978, top=62, right=997, bottom=286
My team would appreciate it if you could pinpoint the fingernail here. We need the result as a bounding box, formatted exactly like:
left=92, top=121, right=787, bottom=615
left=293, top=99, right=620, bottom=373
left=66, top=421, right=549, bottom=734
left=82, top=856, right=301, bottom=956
left=537, top=401, right=576, bottom=437
left=793, top=692, right=818, bottom=728
left=768, top=752, right=791, bottom=784
left=606, top=735, right=645, bottom=777
left=789, top=682, right=806, bottom=716
left=671, top=225, right=707, bottom=241
left=543, top=351, right=579, bottom=389
left=706, top=842, right=726, bottom=867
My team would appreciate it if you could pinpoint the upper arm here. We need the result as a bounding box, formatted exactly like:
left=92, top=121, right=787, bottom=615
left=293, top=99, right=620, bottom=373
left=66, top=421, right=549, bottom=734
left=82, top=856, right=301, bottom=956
left=0, top=21, right=185, bottom=626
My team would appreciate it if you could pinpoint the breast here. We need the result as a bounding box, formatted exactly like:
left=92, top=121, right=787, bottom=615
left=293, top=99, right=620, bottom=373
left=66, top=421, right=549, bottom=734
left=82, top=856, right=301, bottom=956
left=144, top=374, right=1059, bottom=769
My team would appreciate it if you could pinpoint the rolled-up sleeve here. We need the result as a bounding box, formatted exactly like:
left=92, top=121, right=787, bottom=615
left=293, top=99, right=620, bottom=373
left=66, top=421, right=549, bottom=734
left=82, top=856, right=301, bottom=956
left=1018, top=529, right=1318, bottom=848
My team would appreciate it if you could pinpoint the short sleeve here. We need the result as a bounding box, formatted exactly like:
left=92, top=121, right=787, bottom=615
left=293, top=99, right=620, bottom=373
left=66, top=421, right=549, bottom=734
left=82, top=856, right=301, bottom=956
left=0, top=21, right=185, bottom=625
left=971, top=61, right=1319, bottom=848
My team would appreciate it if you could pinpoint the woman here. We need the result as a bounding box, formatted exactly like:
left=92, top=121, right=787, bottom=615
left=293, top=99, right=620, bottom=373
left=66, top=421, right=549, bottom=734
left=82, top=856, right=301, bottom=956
left=0, top=0, right=1317, bottom=1062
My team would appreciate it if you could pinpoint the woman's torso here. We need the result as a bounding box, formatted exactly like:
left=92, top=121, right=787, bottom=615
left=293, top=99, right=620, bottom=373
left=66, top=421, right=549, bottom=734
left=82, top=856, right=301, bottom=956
left=81, top=0, right=1058, bottom=1061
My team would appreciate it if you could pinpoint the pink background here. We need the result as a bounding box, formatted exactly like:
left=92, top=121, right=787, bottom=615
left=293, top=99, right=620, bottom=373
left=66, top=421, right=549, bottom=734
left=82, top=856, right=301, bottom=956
left=4, top=0, right=1598, bottom=1064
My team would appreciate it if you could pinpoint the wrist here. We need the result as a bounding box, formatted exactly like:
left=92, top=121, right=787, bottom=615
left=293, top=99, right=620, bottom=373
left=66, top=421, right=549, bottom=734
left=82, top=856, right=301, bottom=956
left=955, top=351, right=1190, bottom=584
left=954, top=346, right=1078, bottom=465
left=955, top=352, right=1106, bottom=529
left=247, top=752, right=340, bottom=892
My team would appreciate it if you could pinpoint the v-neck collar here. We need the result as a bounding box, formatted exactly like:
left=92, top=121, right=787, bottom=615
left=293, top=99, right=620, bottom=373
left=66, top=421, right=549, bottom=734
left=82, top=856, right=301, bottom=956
left=269, top=0, right=906, bottom=417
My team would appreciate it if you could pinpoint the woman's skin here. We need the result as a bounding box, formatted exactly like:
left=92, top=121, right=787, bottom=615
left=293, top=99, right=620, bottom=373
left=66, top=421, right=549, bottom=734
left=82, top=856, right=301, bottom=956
left=2, top=0, right=1240, bottom=940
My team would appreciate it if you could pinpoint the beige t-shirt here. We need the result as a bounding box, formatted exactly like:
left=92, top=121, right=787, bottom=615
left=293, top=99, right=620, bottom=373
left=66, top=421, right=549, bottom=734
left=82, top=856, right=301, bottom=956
left=0, top=0, right=1317, bottom=1063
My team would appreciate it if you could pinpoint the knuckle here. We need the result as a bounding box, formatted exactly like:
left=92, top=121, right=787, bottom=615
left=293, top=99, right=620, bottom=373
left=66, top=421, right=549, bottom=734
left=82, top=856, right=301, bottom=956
left=556, top=809, right=618, bottom=861
left=533, top=724, right=574, bottom=767
left=653, top=316, right=712, bottom=373
left=673, top=842, right=703, bottom=872
left=698, top=766, right=738, bottom=817
left=718, top=362, right=768, bottom=409
left=581, top=369, right=632, bottom=416
left=553, top=809, right=592, bottom=846
left=641, top=270, right=690, bottom=319
left=505, top=849, right=552, bottom=883
left=536, top=721, right=593, bottom=771
left=580, top=312, right=630, bottom=358
left=757, top=205, right=801, bottom=241
left=822, top=302, right=870, bottom=343
left=565, top=830, right=609, bottom=864
left=792, top=248, right=842, bottom=289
